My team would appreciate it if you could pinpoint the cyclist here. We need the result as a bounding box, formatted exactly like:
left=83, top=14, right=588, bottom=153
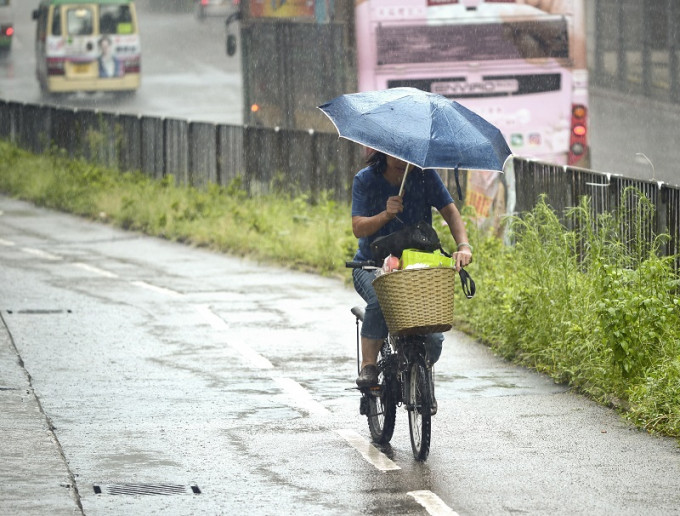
left=351, top=151, right=473, bottom=388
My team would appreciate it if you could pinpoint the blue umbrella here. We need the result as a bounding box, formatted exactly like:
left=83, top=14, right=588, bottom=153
left=319, top=87, right=512, bottom=196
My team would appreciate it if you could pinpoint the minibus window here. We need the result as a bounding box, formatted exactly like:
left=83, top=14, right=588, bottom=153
left=100, top=6, right=134, bottom=35
left=51, top=8, right=62, bottom=36
left=66, top=7, right=93, bottom=36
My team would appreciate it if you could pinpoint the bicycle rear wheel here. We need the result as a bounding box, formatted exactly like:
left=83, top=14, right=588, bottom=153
left=367, top=343, right=396, bottom=444
left=408, top=355, right=432, bottom=461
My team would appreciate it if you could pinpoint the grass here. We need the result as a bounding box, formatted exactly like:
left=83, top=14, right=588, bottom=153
left=1, top=140, right=679, bottom=439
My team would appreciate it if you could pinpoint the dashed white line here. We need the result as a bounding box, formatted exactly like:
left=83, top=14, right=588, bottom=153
left=408, top=490, right=459, bottom=516
left=20, top=247, right=62, bottom=260
left=238, top=344, right=275, bottom=370
left=195, top=305, right=229, bottom=330
left=336, top=429, right=401, bottom=471
left=130, top=280, right=183, bottom=298
left=272, top=376, right=330, bottom=417
left=0, top=238, right=15, bottom=246
left=72, top=262, right=119, bottom=278
left=195, top=305, right=274, bottom=369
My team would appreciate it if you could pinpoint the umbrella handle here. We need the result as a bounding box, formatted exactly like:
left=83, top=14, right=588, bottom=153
left=398, top=163, right=411, bottom=197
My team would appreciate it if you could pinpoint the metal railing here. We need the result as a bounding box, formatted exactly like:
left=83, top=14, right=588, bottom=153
left=1, top=99, right=678, bottom=262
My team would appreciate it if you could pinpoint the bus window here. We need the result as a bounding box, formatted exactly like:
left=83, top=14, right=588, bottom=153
left=100, top=6, right=134, bottom=35
left=51, top=7, right=61, bottom=36
left=376, top=17, right=568, bottom=65
left=66, top=7, right=93, bottom=36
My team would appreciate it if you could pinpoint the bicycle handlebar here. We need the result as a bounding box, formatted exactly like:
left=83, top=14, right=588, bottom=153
left=345, top=260, right=378, bottom=269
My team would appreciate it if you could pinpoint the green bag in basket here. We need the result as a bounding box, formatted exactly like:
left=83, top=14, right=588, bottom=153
left=400, top=249, right=454, bottom=270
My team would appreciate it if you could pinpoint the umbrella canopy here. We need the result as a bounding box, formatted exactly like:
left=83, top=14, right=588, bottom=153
left=318, top=87, right=512, bottom=173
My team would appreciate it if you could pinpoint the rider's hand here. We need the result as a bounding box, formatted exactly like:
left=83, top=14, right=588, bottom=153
left=453, top=249, right=472, bottom=271
left=385, top=196, right=403, bottom=220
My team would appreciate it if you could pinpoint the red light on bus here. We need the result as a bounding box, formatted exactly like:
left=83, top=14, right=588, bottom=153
left=5, top=27, right=14, bottom=37
left=573, top=124, right=586, bottom=137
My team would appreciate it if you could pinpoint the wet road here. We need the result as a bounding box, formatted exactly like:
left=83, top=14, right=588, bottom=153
left=2, top=196, right=680, bottom=515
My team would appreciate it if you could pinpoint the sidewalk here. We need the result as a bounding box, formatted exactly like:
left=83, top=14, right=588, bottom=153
left=0, top=317, right=80, bottom=515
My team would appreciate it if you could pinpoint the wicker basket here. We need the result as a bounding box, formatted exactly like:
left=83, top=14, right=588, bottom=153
left=372, top=267, right=456, bottom=336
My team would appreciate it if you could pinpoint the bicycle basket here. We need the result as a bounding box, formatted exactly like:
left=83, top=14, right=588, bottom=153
left=372, top=267, right=456, bottom=336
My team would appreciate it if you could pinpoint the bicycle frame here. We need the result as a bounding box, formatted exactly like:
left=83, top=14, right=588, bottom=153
left=351, top=306, right=434, bottom=460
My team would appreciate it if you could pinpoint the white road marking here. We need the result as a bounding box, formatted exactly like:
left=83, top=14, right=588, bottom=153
left=20, top=247, right=62, bottom=260
left=272, top=376, right=330, bottom=417
left=238, top=344, right=275, bottom=370
left=130, top=280, right=183, bottom=298
left=408, top=490, right=459, bottom=516
left=72, top=262, right=119, bottom=278
left=336, top=429, right=401, bottom=471
left=195, top=305, right=274, bottom=369
left=195, top=305, right=229, bottom=329
left=0, top=238, right=15, bottom=246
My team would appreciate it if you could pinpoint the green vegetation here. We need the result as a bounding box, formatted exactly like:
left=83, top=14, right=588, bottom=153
left=1, top=140, right=679, bottom=438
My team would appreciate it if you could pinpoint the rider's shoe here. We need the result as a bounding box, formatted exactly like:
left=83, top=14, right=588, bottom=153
left=356, top=365, right=378, bottom=387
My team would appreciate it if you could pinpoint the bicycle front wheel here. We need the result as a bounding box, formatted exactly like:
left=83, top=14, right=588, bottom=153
left=367, top=344, right=396, bottom=444
left=408, top=356, right=432, bottom=461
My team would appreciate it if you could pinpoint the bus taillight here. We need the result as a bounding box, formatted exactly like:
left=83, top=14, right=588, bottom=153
left=5, top=26, right=13, bottom=37
left=568, top=104, right=588, bottom=165
left=47, top=58, right=65, bottom=76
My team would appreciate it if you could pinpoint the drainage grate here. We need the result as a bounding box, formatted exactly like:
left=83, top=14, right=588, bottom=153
left=93, top=483, right=201, bottom=496
left=6, top=309, right=72, bottom=314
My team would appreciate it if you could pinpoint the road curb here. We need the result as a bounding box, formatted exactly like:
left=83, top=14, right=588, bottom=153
left=0, top=314, right=81, bottom=515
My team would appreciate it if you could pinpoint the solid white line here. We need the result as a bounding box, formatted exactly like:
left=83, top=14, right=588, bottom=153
left=0, top=238, right=15, bottom=246
left=336, top=429, right=401, bottom=471
left=20, top=247, right=62, bottom=260
left=130, top=280, right=183, bottom=298
left=72, top=262, right=119, bottom=278
left=272, top=376, right=330, bottom=417
left=408, top=490, right=459, bottom=516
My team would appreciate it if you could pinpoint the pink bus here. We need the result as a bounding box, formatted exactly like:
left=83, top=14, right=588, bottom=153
left=354, top=0, right=589, bottom=167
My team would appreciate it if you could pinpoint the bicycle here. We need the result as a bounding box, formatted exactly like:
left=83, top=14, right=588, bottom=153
left=346, top=259, right=475, bottom=461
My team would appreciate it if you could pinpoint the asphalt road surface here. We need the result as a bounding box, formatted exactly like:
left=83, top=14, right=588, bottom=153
left=2, top=196, right=680, bottom=515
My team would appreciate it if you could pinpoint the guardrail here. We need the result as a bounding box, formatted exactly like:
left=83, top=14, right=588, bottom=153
left=0, top=99, right=678, bottom=263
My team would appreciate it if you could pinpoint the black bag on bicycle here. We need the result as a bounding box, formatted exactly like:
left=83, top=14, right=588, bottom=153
left=370, top=221, right=441, bottom=263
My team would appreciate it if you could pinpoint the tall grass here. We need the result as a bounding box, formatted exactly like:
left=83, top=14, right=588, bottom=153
left=1, top=140, right=679, bottom=437
left=454, top=193, right=680, bottom=436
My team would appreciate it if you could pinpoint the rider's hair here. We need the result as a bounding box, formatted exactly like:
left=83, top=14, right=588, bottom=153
left=365, top=150, right=423, bottom=174
left=365, top=149, right=387, bottom=173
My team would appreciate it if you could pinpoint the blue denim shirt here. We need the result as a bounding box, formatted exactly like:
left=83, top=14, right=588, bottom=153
left=351, top=165, right=454, bottom=261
